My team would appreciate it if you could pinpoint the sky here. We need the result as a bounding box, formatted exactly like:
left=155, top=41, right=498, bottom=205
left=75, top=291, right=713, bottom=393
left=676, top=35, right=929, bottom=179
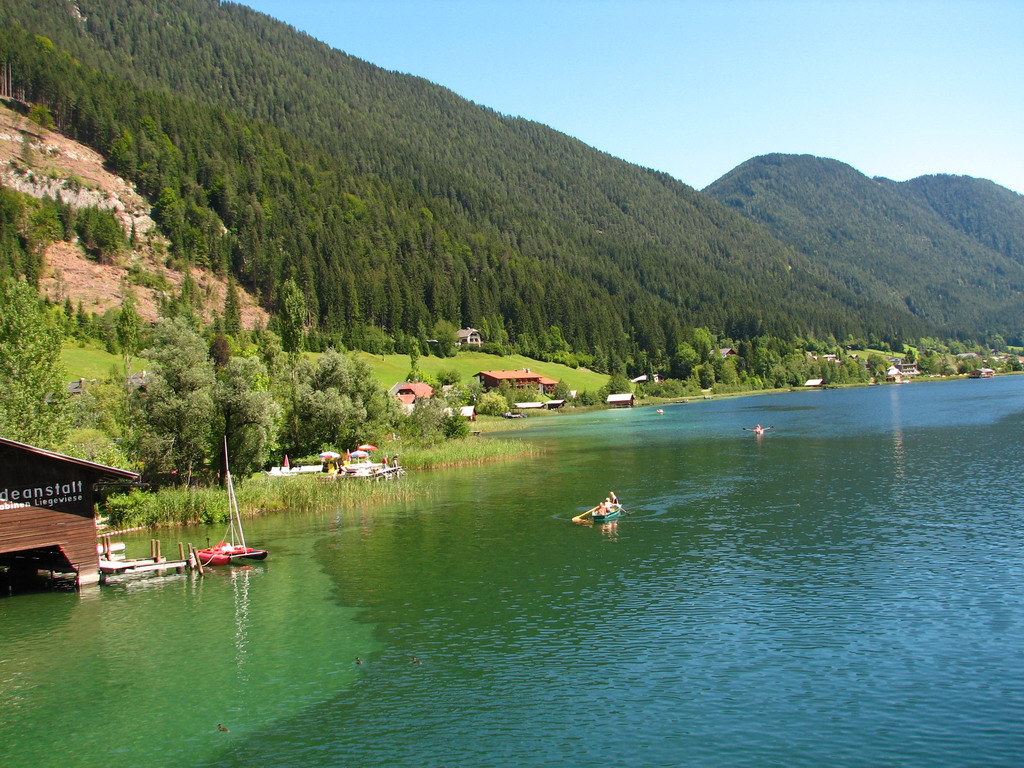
left=238, top=0, right=1024, bottom=195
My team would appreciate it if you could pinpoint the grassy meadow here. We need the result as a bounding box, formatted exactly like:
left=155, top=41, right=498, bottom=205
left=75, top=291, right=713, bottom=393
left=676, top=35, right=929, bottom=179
left=354, top=350, right=608, bottom=392
left=61, top=342, right=146, bottom=380
left=61, top=342, right=608, bottom=394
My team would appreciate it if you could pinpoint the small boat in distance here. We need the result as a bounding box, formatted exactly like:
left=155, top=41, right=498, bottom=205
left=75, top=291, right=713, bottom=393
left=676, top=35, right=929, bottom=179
left=196, top=440, right=269, bottom=566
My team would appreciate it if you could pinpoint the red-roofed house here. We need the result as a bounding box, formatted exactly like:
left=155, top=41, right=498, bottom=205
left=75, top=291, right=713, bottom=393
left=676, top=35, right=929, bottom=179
left=476, top=369, right=558, bottom=395
left=389, top=382, right=434, bottom=412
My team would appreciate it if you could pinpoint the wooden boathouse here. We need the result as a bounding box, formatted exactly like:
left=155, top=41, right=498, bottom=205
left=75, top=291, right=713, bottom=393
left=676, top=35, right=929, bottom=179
left=0, top=437, right=139, bottom=588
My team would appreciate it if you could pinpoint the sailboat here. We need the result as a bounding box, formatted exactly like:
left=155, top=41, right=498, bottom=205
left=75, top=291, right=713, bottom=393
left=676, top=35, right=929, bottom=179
left=196, top=440, right=269, bottom=566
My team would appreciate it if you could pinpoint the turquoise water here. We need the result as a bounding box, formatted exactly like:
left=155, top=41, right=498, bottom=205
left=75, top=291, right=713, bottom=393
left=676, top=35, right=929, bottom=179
left=3, top=378, right=1024, bottom=766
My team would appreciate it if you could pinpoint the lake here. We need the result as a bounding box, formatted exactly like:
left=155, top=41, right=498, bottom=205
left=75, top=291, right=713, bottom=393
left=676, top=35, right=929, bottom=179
left=3, top=377, right=1024, bottom=767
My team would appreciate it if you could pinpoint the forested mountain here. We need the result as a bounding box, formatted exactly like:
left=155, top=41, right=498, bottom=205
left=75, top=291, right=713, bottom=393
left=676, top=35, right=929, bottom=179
left=0, top=0, right=929, bottom=369
left=897, top=174, right=1024, bottom=266
left=705, top=154, right=1024, bottom=340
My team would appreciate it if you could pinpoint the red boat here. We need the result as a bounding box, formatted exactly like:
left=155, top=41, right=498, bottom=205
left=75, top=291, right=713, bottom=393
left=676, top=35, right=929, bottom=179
left=196, top=542, right=268, bottom=566
left=195, top=440, right=269, bottom=567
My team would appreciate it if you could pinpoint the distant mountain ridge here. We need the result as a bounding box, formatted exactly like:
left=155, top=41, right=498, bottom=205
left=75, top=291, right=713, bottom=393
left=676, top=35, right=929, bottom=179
left=704, top=154, right=1024, bottom=338
left=896, top=174, right=1024, bottom=264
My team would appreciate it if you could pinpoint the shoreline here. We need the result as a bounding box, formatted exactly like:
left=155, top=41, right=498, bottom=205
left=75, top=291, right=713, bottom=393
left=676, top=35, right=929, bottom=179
left=98, top=371, right=1010, bottom=532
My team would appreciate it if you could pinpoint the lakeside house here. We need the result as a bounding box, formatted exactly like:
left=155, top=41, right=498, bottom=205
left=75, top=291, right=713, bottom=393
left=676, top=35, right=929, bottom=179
left=389, top=381, right=434, bottom=412
left=513, top=401, right=547, bottom=411
left=885, top=365, right=908, bottom=383
left=456, top=328, right=483, bottom=347
left=606, top=393, right=634, bottom=407
left=476, top=369, right=558, bottom=395
left=443, top=405, right=478, bottom=421
left=967, top=368, right=995, bottom=378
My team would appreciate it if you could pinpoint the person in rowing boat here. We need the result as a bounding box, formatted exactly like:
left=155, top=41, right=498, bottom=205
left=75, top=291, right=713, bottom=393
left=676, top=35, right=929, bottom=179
left=609, top=491, right=619, bottom=506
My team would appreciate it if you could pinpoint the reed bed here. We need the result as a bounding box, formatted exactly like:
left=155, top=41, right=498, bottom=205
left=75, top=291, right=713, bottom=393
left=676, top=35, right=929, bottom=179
left=101, top=436, right=539, bottom=529
left=396, top=436, right=538, bottom=469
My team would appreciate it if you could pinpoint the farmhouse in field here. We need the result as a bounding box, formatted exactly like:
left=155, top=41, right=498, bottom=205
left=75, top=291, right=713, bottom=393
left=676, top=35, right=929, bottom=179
left=456, top=328, right=484, bottom=346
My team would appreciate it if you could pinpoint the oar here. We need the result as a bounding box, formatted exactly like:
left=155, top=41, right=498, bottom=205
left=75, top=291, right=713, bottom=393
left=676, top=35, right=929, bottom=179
left=572, top=507, right=596, bottom=524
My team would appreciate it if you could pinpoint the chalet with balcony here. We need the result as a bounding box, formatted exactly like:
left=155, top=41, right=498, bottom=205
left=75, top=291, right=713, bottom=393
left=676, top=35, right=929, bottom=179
left=476, top=369, right=558, bottom=395
left=456, top=328, right=484, bottom=346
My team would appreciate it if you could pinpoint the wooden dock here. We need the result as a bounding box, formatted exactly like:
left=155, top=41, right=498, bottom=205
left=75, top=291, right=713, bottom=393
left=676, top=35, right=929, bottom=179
left=99, top=557, right=191, bottom=576
left=97, top=537, right=199, bottom=581
left=325, top=465, right=406, bottom=480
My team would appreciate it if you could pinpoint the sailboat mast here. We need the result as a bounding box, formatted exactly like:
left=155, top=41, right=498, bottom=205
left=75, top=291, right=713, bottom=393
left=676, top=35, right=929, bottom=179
left=223, top=437, right=246, bottom=549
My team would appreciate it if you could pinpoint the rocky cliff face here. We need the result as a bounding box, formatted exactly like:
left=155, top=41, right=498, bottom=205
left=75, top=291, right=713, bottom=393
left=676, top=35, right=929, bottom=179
left=0, top=105, right=156, bottom=237
left=0, top=102, right=267, bottom=329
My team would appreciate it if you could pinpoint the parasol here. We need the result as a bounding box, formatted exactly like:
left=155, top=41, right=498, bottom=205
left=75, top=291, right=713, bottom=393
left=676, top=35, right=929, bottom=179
left=356, top=443, right=378, bottom=451
left=350, top=450, right=370, bottom=458
left=319, top=451, right=341, bottom=459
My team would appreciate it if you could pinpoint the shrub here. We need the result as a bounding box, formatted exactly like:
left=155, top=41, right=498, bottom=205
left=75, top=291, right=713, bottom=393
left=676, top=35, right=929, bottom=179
left=441, top=411, right=470, bottom=439
left=477, top=390, right=508, bottom=416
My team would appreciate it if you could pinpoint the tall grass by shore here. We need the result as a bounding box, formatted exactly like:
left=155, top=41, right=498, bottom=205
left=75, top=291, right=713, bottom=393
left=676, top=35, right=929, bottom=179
left=101, top=435, right=539, bottom=530
left=396, top=434, right=537, bottom=468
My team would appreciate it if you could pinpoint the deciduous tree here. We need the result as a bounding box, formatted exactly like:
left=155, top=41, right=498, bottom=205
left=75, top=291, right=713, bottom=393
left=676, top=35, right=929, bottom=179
left=0, top=276, right=68, bottom=447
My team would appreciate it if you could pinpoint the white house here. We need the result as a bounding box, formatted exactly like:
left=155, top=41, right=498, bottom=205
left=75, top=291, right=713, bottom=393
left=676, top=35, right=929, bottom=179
left=456, top=328, right=483, bottom=346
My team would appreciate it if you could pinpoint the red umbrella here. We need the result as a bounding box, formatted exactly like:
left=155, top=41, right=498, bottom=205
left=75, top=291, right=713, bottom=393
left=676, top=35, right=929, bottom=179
left=356, top=443, right=378, bottom=451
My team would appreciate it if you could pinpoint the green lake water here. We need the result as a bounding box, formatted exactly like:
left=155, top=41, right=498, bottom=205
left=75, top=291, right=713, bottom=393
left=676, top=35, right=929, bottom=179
left=3, top=377, right=1024, bottom=766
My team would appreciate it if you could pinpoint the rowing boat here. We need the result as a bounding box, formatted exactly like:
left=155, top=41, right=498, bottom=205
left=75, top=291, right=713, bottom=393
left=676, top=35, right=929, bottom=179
left=591, top=503, right=623, bottom=522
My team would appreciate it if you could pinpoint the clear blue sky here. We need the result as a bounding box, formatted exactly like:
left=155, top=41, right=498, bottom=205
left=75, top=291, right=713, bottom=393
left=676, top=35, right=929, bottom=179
left=239, top=0, right=1024, bottom=195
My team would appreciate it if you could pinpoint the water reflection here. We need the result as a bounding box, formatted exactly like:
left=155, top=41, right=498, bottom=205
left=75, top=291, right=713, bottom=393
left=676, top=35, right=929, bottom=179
left=231, top=567, right=252, bottom=671
left=889, top=384, right=907, bottom=485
